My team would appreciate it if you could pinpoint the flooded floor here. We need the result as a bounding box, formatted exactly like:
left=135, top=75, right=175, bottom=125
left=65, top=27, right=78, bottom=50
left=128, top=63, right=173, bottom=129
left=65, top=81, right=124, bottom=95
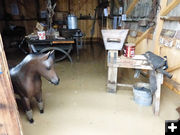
left=7, top=42, right=180, bottom=135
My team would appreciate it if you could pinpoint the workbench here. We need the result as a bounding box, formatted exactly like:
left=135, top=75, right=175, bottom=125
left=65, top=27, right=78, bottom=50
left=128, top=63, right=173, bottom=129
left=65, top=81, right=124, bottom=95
left=107, top=50, right=163, bottom=115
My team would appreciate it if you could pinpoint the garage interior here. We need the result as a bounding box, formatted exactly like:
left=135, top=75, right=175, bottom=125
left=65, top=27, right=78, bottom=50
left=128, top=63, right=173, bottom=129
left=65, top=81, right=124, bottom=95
left=1, top=0, right=180, bottom=135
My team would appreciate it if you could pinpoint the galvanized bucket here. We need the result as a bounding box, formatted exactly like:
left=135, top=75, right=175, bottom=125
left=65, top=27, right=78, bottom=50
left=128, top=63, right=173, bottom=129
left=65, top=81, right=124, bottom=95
left=133, top=83, right=152, bottom=106
left=67, top=14, right=78, bottom=29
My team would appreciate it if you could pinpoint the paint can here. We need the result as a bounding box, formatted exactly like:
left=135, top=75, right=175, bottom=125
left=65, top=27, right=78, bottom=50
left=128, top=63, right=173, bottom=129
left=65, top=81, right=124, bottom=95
left=37, top=31, right=46, bottom=40
left=123, top=43, right=135, bottom=57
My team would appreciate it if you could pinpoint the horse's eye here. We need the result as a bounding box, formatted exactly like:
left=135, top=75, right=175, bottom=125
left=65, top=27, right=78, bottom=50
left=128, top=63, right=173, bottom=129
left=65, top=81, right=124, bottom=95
left=46, top=67, right=51, bottom=70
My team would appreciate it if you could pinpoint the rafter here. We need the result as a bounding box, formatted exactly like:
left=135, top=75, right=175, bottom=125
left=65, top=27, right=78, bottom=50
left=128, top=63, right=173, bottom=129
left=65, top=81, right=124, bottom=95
left=161, top=0, right=180, bottom=16
left=125, top=0, right=139, bottom=15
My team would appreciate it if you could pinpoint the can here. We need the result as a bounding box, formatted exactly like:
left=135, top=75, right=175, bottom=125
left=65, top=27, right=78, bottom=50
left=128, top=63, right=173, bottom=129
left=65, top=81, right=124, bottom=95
left=67, top=14, right=78, bottom=29
left=124, top=43, right=135, bottom=57
left=37, top=31, right=46, bottom=40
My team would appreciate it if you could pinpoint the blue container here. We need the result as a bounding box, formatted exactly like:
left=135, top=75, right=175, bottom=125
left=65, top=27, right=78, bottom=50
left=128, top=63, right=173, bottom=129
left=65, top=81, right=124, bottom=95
left=67, top=14, right=78, bottom=29
left=133, top=83, right=152, bottom=106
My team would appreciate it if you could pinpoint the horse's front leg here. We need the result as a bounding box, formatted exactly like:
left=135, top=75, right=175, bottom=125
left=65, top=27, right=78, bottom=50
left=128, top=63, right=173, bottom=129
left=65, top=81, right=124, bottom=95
left=35, top=91, right=44, bottom=113
left=22, top=97, right=34, bottom=123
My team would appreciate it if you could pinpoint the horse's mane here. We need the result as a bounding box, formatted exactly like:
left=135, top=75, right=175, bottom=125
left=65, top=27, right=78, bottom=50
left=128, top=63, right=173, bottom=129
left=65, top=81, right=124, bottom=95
left=12, top=53, right=43, bottom=71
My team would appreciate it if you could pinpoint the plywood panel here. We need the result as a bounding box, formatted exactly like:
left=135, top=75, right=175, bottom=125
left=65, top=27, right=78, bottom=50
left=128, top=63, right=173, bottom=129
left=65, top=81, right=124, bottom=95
left=69, top=0, right=100, bottom=38
left=0, top=34, right=23, bottom=135
left=78, top=20, right=101, bottom=38
left=56, top=0, right=69, bottom=12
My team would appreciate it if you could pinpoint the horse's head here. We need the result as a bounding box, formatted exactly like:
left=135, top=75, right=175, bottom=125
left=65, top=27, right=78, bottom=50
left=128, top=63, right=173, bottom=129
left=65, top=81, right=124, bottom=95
left=38, top=51, right=60, bottom=85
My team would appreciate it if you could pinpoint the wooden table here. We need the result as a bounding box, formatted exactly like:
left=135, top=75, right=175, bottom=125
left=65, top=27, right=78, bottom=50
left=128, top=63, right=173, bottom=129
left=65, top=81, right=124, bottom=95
left=107, top=50, right=163, bottom=116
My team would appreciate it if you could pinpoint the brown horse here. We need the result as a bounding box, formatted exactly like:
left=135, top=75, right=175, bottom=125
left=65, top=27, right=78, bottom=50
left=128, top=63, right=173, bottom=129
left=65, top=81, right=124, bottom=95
left=10, top=51, right=60, bottom=123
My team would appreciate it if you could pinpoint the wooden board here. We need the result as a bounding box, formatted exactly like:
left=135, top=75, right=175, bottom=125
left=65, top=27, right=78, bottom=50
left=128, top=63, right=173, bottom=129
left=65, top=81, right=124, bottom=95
left=0, top=34, right=23, bottom=135
left=108, top=55, right=153, bottom=70
left=52, top=40, right=75, bottom=44
left=135, top=27, right=154, bottom=46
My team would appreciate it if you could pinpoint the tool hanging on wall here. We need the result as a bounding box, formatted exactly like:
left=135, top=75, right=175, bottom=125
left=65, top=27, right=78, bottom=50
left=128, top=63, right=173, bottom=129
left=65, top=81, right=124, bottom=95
left=46, top=0, right=56, bottom=38
left=90, top=1, right=109, bottom=42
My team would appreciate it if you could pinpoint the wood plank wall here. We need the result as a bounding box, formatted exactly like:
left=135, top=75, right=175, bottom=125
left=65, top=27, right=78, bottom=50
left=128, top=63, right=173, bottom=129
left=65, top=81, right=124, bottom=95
left=130, top=1, right=180, bottom=85
left=0, top=0, right=101, bottom=39
left=57, top=0, right=101, bottom=39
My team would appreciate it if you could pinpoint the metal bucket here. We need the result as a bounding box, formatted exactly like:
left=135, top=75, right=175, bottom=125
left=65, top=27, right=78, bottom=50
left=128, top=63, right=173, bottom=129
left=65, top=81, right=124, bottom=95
left=133, top=83, right=152, bottom=106
left=67, top=14, right=78, bottom=29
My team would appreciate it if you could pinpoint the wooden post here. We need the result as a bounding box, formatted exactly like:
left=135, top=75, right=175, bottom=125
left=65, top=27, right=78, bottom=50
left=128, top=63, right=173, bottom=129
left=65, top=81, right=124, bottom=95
left=153, top=72, right=163, bottom=116
left=153, top=0, right=180, bottom=55
left=107, top=50, right=118, bottom=93
left=153, top=0, right=168, bottom=55
left=106, top=6, right=111, bottom=29
left=0, top=35, right=23, bottom=135
left=18, top=0, right=29, bottom=34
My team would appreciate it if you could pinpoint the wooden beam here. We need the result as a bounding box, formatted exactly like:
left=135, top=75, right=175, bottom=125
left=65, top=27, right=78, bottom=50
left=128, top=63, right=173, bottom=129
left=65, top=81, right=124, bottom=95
left=135, top=27, right=153, bottom=45
left=0, top=34, right=23, bottom=135
left=35, top=0, right=40, bottom=21
left=138, top=31, right=153, bottom=40
left=160, top=16, right=180, bottom=21
left=153, top=0, right=168, bottom=55
left=125, top=0, right=139, bottom=15
left=114, top=0, right=120, bottom=7
left=161, top=0, right=180, bottom=16
left=18, top=0, right=29, bottom=34
left=167, top=64, right=180, bottom=72
left=164, top=78, right=180, bottom=95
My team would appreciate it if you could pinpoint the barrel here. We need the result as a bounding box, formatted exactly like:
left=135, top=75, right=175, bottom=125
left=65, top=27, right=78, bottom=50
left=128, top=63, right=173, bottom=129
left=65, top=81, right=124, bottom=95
left=124, top=43, right=135, bottom=57
left=67, top=14, right=78, bottom=29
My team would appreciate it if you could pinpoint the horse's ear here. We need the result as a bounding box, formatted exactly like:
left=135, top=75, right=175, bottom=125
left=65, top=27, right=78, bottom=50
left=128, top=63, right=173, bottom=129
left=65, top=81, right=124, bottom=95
left=49, top=50, right=55, bottom=60
left=41, top=51, right=51, bottom=60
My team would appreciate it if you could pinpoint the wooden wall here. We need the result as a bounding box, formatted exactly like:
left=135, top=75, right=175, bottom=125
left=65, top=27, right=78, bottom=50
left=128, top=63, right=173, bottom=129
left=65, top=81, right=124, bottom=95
left=131, top=1, right=180, bottom=85
left=0, top=0, right=101, bottom=39
left=57, top=0, right=101, bottom=39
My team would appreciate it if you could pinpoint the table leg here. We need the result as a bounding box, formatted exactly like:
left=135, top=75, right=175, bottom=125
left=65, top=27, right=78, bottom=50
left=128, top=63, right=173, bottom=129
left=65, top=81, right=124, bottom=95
left=107, top=50, right=118, bottom=93
left=153, top=72, right=163, bottom=116
left=107, top=66, right=118, bottom=93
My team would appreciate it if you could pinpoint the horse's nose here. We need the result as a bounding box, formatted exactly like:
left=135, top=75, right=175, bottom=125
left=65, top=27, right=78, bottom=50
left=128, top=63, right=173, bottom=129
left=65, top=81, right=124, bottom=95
left=54, top=77, right=60, bottom=85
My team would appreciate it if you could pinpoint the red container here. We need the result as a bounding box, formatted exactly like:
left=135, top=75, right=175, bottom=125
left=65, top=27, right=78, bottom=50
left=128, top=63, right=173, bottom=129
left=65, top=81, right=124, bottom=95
left=124, top=43, right=135, bottom=57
